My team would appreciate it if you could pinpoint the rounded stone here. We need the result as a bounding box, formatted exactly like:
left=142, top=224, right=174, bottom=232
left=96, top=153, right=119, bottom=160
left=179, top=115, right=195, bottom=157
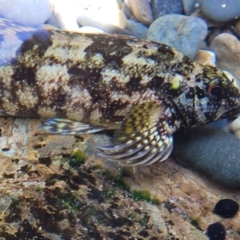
left=77, top=15, right=132, bottom=35
left=47, top=0, right=79, bottom=31
left=94, top=9, right=127, bottom=29
left=210, top=33, right=240, bottom=81
left=129, top=0, right=153, bottom=25
left=194, top=50, right=216, bottom=66
left=229, top=116, right=240, bottom=133
left=77, top=0, right=127, bottom=30
left=78, top=26, right=105, bottom=34
left=172, top=126, right=240, bottom=189
left=126, top=20, right=148, bottom=38
left=0, top=0, right=53, bottom=27
left=151, top=0, right=184, bottom=19
left=213, top=199, right=239, bottom=218
left=199, top=0, right=240, bottom=22
left=183, top=0, right=198, bottom=15
left=147, top=14, right=207, bottom=59
left=206, top=222, right=226, bottom=240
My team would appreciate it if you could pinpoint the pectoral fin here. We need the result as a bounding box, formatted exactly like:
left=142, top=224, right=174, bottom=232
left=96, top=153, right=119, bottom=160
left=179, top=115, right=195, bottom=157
left=98, top=102, right=175, bottom=165
left=39, top=118, right=104, bottom=134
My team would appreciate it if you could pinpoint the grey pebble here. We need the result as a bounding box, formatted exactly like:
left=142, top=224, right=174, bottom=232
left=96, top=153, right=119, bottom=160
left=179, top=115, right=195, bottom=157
left=126, top=20, right=148, bottom=38
left=172, top=126, right=240, bottom=189
left=199, top=0, right=240, bottom=22
left=122, top=2, right=133, bottom=19
left=147, top=14, right=207, bottom=59
left=151, top=0, right=183, bottom=19
left=182, top=0, right=198, bottom=15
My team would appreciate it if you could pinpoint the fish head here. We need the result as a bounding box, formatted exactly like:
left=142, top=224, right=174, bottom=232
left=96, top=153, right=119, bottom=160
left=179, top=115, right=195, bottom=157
left=191, top=66, right=240, bottom=126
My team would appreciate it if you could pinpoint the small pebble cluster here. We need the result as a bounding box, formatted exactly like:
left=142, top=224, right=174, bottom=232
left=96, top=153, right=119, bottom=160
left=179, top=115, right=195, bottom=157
left=206, top=199, right=239, bottom=240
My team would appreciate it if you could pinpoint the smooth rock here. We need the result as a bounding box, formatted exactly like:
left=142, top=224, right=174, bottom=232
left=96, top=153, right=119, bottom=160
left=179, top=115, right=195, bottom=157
left=77, top=15, right=132, bottom=35
left=48, top=0, right=79, bottom=31
left=147, top=14, right=208, bottom=59
left=151, top=0, right=184, bottom=19
left=129, top=0, right=153, bottom=25
left=195, top=50, right=216, bottom=66
left=172, top=126, right=240, bottom=189
left=199, top=0, right=240, bottom=22
left=235, top=19, right=240, bottom=36
left=210, top=33, right=240, bottom=81
left=77, top=0, right=127, bottom=29
left=183, top=0, right=198, bottom=15
left=94, top=9, right=127, bottom=29
left=0, top=0, right=53, bottom=27
left=228, top=116, right=240, bottom=138
left=126, top=20, right=148, bottom=38
left=78, top=26, right=105, bottom=34
left=122, top=2, right=132, bottom=19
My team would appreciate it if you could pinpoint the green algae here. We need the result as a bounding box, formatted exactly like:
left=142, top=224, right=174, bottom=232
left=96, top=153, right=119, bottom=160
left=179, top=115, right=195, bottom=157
left=96, top=168, right=160, bottom=205
left=69, top=149, right=87, bottom=168
left=189, top=217, right=201, bottom=230
left=131, top=190, right=161, bottom=205
left=56, top=191, right=82, bottom=213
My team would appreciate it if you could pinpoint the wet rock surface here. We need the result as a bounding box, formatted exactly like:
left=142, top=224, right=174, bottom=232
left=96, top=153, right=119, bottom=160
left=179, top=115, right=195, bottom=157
left=0, top=118, right=240, bottom=239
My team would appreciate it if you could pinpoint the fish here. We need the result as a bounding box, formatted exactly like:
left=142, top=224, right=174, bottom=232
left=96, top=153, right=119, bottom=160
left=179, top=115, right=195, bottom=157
left=0, top=17, right=239, bottom=166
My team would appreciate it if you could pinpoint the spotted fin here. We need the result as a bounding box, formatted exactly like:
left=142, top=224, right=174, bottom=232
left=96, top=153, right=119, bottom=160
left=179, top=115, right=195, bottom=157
left=39, top=118, right=104, bottom=134
left=98, top=102, right=174, bottom=165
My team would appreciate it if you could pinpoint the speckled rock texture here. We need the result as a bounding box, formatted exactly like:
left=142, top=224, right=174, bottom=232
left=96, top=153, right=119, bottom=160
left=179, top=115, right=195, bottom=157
left=0, top=118, right=240, bottom=239
left=147, top=14, right=208, bottom=59
left=199, top=0, right=240, bottom=22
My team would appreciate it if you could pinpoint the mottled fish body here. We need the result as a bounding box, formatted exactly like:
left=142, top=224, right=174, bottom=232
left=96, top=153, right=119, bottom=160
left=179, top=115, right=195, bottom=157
left=0, top=18, right=240, bottom=165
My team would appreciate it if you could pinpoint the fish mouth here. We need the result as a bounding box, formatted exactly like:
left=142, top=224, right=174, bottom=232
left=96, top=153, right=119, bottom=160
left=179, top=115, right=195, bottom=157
left=221, top=108, right=240, bottom=119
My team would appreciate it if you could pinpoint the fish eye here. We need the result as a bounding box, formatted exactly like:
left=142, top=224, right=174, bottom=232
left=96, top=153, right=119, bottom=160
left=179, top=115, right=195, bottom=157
left=208, top=85, right=225, bottom=100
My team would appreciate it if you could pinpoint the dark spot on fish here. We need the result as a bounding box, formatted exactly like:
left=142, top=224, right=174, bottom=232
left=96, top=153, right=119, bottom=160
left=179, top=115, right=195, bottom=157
left=182, top=56, right=194, bottom=68
left=185, top=87, right=195, bottom=98
left=157, top=44, right=175, bottom=58
left=84, top=35, right=132, bottom=67
left=170, top=62, right=194, bottom=76
left=12, top=66, right=36, bottom=85
left=55, top=93, right=67, bottom=104
left=204, top=111, right=217, bottom=122
left=101, top=100, right=128, bottom=120
left=16, top=29, right=52, bottom=58
left=147, top=76, right=164, bottom=90
left=196, top=86, right=206, bottom=99
left=125, top=76, right=142, bottom=91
